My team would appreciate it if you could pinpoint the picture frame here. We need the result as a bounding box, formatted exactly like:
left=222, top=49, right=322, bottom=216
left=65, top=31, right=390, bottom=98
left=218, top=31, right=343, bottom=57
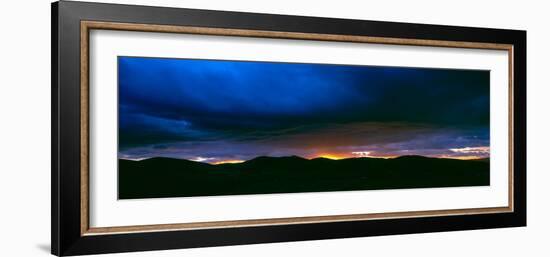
left=51, top=1, right=526, bottom=256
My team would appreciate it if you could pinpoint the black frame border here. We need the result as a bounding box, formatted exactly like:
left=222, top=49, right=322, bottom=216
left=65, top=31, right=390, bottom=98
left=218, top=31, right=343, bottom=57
left=52, top=1, right=526, bottom=256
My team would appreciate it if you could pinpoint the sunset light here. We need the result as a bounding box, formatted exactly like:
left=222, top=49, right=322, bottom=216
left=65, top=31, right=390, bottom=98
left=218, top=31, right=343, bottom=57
left=117, top=56, right=492, bottom=200
left=314, top=153, right=351, bottom=160
left=436, top=155, right=488, bottom=160
left=212, top=160, right=245, bottom=165
left=118, top=57, right=490, bottom=165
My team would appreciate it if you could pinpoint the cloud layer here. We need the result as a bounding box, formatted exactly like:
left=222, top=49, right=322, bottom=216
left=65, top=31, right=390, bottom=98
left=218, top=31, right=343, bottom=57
left=118, top=57, right=490, bottom=162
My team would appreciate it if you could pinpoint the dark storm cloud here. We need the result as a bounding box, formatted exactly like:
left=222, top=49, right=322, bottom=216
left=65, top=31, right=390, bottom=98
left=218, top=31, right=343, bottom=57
left=118, top=56, right=490, bottom=160
left=119, top=122, right=489, bottom=162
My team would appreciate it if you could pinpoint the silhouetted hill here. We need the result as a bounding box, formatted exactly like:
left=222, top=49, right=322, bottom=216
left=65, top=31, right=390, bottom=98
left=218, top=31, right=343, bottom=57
left=119, top=156, right=490, bottom=199
left=244, top=155, right=309, bottom=166
left=471, top=158, right=490, bottom=163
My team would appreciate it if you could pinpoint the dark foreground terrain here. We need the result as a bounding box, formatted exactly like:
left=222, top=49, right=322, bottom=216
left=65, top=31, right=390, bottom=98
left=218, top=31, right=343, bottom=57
left=118, top=155, right=489, bottom=199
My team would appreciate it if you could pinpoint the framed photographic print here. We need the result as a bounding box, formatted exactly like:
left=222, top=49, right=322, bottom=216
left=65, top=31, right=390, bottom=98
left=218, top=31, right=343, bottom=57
left=51, top=1, right=526, bottom=256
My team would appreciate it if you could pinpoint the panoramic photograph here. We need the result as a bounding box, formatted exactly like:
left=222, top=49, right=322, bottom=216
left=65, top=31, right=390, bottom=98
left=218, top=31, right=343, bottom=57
left=117, top=56, right=490, bottom=199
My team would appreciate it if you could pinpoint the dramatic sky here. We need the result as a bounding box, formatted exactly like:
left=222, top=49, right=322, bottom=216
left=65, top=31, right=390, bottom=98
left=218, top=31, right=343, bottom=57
left=118, top=56, right=490, bottom=163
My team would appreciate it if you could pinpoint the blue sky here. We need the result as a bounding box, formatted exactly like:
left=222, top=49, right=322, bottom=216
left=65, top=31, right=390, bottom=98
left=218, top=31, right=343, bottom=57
left=118, top=56, right=490, bottom=163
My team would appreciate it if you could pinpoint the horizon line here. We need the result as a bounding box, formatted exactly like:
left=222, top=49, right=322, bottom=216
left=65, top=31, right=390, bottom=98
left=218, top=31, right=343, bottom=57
left=119, top=154, right=490, bottom=164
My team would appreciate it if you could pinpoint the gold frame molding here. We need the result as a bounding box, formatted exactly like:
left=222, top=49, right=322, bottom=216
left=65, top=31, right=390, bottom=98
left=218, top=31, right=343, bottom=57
left=80, top=20, right=514, bottom=236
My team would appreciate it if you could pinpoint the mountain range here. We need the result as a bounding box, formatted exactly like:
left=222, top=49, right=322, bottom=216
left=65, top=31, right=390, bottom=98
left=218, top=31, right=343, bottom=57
left=119, top=155, right=489, bottom=199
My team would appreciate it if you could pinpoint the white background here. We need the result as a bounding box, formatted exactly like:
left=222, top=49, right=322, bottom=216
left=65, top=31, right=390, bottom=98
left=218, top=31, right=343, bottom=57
left=90, top=30, right=509, bottom=227
left=0, top=0, right=548, bottom=256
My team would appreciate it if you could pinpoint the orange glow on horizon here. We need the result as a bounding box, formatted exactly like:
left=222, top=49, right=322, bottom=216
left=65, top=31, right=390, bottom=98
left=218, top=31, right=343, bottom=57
left=210, top=153, right=487, bottom=164
left=435, top=155, right=488, bottom=160
left=314, top=153, right=351, bottom=160
left=212, top=159, right=245, bottom=165
left=307, top=151, right=404, bottom=160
